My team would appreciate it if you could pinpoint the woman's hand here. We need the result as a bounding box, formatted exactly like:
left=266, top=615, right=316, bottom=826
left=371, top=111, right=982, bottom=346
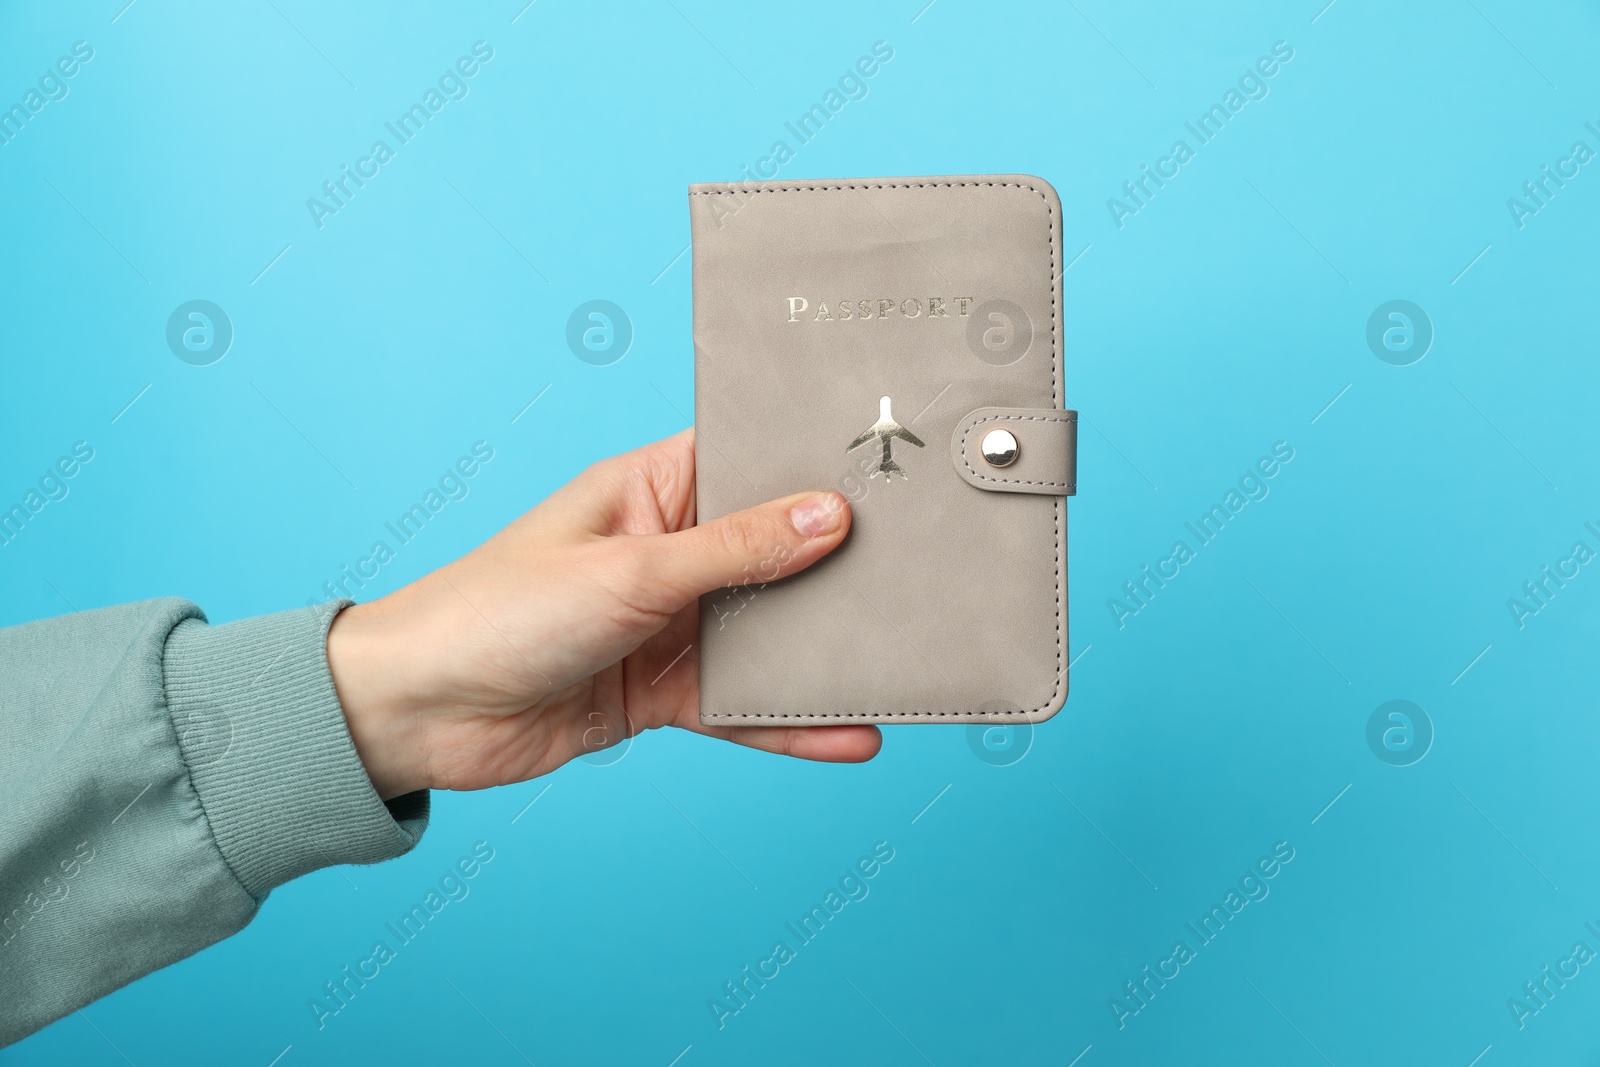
left=324, top=428, right=878, bottom=800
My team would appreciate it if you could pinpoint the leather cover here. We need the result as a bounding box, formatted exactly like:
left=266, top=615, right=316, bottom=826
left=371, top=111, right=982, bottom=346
left=691, top=175, right=1076, bottom=725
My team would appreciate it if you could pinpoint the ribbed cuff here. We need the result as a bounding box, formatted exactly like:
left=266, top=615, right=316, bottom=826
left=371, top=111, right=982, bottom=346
left=161, top=600, right=428, bottom=899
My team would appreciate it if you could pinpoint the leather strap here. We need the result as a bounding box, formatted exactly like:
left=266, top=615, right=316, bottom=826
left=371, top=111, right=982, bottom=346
left=950, top=407, right=1078, bottom=496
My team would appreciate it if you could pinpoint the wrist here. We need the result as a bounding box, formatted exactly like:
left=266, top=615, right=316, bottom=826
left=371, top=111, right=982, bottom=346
left=326, top=600, right=431, bottom=801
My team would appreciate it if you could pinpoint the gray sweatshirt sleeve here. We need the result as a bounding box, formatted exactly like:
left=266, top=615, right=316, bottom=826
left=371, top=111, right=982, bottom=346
left=0, top=598, right=429, bottom=1046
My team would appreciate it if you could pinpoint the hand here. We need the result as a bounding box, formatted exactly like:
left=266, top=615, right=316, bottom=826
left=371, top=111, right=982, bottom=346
left=324, top=428, right=878, bottom=800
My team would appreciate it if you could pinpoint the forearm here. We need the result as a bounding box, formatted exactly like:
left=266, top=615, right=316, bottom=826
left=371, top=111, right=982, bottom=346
left=0, top=598, right=427, bottom=1046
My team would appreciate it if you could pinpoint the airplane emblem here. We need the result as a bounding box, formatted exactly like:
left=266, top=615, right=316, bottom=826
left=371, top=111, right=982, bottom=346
left=845, top=395, right=925, bottom=480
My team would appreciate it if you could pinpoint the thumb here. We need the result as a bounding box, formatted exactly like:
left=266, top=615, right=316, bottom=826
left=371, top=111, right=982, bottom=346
left=643, top=490, right=852, bottom=609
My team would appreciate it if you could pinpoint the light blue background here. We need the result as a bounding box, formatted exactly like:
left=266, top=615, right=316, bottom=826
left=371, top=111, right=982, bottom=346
left=3, top=0, right=1599, bottom=1063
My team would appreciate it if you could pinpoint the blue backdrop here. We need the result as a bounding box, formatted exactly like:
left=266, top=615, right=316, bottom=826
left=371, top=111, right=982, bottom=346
left=3, top=1, right=1598, bottom=1064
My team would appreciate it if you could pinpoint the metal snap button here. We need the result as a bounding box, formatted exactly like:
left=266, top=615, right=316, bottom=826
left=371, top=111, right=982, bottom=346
left=980, top=428, right=1019, bottom=468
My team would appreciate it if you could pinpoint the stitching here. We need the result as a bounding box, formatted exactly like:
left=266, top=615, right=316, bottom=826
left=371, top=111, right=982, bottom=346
left=706, top=712, right=1032, bottom=719
left=691, top=181, right=1048, bottom=196
left=699, top=180, right=1065, bottom=720
left=959, top=413, right=1077, bottom=487
left=159, top=616, right=256, bottom=902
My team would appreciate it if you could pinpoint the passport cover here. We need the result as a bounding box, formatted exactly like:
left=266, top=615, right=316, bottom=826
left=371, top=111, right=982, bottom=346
left=691, top=175, right=1077, bottom=725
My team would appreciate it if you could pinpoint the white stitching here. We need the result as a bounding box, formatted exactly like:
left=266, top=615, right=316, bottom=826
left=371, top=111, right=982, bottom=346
left=691, top=181, right=1048, bottom=196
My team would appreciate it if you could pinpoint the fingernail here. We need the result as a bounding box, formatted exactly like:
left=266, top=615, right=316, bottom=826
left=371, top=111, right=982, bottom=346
left=790, top=492, right=844, bottom=538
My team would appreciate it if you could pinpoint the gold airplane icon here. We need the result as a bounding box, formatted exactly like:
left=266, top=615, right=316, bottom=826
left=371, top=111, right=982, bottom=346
left=845, top=395, right=925, bottom=480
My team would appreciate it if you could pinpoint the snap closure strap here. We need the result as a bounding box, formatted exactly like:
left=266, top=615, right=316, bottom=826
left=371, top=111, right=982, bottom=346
left=951, top=407, right=1078, bottom=496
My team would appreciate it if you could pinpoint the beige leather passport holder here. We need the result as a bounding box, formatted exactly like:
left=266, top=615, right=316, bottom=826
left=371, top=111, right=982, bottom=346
left=691, top=175, right=1077, bottom=726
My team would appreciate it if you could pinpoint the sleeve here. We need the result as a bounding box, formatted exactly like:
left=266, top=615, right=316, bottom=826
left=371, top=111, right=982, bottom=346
left=0, top=598, right=429, bottom=1046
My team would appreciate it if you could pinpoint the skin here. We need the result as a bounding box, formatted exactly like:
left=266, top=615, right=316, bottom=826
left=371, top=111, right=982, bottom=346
left=325, top=428, right=881, bottom=800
